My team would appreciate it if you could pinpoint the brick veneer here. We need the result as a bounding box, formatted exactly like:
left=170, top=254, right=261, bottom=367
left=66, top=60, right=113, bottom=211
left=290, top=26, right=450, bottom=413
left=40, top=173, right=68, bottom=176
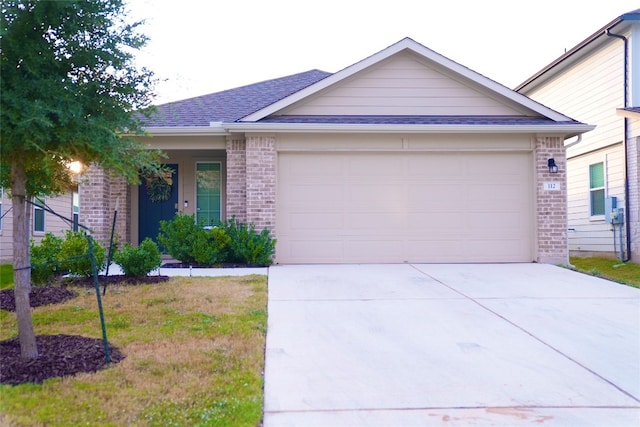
left=225, top=135, right=277, bottom=234
left=226, top=138, right=247, bottom=222
left=79, top=165, right=130, bottom=248
left=535, top=136, right=568, bottom=264
left=245, top=136, right=276, bottom=233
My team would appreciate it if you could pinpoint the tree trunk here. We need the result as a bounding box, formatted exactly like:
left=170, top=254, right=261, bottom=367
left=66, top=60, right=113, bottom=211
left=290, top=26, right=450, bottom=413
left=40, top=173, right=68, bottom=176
left=11, top=162, right=38, bottom=359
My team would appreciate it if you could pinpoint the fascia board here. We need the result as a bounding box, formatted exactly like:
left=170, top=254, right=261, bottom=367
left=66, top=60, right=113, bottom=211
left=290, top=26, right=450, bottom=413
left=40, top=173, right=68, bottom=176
left=224, top=122, right=595, bottom=137
left=241, top=38, right=573, bottom=123
left=140, top=126, right=228, bottom=136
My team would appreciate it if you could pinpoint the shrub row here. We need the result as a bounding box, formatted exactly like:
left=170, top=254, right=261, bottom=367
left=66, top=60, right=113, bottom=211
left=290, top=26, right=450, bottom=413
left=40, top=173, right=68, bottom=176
left=29, top=215, right=274, bottom=285
left=157, top=213, right=275, bottom=267
left=30, top=231, right=161, bottom=285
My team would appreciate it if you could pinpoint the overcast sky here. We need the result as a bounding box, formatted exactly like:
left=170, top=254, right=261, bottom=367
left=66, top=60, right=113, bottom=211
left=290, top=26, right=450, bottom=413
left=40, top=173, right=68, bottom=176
left=127, top=0, right=639, bottom=105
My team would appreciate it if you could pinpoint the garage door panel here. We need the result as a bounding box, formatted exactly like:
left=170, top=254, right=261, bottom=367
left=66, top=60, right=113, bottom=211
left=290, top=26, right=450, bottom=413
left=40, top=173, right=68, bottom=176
left=287, top=239, right=344, bottom=262
left=277, top=151, right=533, bottom=263
left=289, top=212, right=344, bottom=230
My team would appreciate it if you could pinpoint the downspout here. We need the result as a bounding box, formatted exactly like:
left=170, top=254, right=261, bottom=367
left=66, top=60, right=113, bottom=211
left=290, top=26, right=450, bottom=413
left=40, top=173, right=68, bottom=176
left=606, top=27, right=631, bottom=261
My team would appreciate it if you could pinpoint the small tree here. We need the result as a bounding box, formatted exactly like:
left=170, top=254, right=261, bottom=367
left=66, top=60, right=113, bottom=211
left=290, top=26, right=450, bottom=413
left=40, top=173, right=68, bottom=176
left=1, top=0, right=164, bottom=359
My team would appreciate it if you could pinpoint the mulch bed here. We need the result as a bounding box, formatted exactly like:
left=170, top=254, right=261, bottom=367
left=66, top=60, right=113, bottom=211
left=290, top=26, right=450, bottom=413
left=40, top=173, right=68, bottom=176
left=0, top=334, right=124, bottom=385
left=0, top=275, right=170, bottom=311
left=0, top=275, right=168, bottom=385
left=0, top=286, right=78, bottom=311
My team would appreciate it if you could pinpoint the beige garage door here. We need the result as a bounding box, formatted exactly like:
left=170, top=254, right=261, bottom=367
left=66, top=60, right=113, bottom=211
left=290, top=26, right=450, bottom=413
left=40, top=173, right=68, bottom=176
left=276, top=151, right=533, bottom=263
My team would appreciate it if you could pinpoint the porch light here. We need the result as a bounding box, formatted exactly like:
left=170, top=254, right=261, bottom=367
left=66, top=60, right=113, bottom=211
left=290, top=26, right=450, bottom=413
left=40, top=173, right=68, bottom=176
left=547, top=158, right=558, bottom=174
left=67, top=160, right=84, bottom=176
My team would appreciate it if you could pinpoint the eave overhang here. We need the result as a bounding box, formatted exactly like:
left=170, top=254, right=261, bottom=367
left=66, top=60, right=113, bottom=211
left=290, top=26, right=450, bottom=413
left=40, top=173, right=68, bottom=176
left=222, top=122, right=594, bottom=138
left=139, top=125, right=228, bottom=137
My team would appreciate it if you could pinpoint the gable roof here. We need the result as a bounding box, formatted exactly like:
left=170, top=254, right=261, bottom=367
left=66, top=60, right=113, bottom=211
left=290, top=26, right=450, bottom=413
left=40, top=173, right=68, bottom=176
left=142, top=70, right=331, bottom=127
left=142, top=37, right=593, bottom=137
left=241, top=37, right=574, bottom=123
left=516, top=9, right=640, bottom=92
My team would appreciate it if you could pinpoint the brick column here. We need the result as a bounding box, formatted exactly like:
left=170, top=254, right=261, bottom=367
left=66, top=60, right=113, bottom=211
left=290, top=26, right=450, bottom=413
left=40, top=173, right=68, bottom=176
left=79, top=165, right=111, bottom=246
left=226, top=137, right=247, bottom=222
left=109, top=176, right=130, bottom=245
left=245, top=135, right=276, bottom=233
left=535, top=136, right=568, bottom=265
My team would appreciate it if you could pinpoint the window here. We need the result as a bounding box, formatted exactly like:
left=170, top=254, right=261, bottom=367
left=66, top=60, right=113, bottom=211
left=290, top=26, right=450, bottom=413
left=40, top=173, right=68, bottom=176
left=589, top=163, right=605, bottom=216
left=196, top=162, right=221, bottom=227
left=72, top=191, right=80, bottom=232
left=34, top=198, right=45, bottom=233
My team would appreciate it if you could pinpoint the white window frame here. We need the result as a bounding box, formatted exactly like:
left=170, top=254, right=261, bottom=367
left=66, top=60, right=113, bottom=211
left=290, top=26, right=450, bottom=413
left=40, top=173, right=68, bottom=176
left=33, top=197, right=45, bottom=234
left=589, top=162, right=606, bottom=218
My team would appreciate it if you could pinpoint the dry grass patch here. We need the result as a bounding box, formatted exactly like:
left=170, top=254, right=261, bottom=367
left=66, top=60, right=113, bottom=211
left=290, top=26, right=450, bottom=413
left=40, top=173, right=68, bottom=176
left=0, top=275, right=267, bottom=426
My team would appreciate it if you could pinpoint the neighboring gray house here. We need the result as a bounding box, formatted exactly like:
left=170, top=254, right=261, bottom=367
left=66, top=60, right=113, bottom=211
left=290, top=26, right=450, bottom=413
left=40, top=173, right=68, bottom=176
left=80, top=38, right=592, bottom=265
left=517, top=9, right=640, bottom=262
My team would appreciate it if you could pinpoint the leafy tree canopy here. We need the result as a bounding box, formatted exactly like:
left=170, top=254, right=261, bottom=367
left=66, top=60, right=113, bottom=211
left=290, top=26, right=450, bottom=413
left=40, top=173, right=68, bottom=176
left=0, top=0, right=164, bottom=196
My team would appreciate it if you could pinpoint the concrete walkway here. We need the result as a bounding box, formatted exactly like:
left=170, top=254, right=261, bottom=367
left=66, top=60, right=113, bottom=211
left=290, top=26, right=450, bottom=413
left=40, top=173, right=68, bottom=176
left=264, top=263, right=640, bottom=426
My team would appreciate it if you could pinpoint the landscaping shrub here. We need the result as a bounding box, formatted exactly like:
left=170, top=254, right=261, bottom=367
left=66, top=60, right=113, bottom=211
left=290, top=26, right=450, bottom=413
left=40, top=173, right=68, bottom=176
left=192, top=227, right=232, bottom=266
left=223, top=217, right=276, bottom=266
left=114, top=238, right=162, bottom=277
left=30, top=233, right=64, bottom=285
left=59, top=230, right=106, bottom=277
left=157, top=213, right=202, bottom=264
left=157, top=214, right=276, bottom=266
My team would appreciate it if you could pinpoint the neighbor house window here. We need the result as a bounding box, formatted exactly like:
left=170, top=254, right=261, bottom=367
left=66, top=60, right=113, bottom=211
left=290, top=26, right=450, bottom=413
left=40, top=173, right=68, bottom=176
left=34, top=198, right=45, bottom=233
left=72, top=191, right=80, bottom=231
left=589, top=163, right=605, bottom=216
left=196, top=162, right=221, bottom=227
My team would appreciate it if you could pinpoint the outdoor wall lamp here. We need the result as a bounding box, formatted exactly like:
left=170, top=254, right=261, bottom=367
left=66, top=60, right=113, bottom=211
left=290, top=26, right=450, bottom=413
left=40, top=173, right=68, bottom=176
left=547, top=158, right=559, bottom=174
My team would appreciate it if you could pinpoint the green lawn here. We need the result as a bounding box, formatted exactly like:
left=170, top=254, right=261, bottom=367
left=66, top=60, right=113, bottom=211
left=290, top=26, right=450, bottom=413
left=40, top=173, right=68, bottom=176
left=0, top=275, right=267, bottom=426
left=570, top=257, right=640, bottom=288
left=0, top=264, right=13, bottom=289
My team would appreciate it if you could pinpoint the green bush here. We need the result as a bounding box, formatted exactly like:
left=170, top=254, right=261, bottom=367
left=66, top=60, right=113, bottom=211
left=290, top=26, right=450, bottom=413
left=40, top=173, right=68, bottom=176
left=192, top=227, right=232, bottom=266
left=59, top=230, right=106, bottom=277
left=223, top=217, right=276, bottom=266
left=114, top=238, right=162, bottom=277
left=30, top=233, right=64, bottom=285
left=157, top=213, right=202, bottom=264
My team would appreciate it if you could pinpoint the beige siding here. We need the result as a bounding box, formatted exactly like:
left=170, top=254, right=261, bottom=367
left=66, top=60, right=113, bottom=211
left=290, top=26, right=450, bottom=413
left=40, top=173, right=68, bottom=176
left=0, top=189, right=13, bottom=262
left=567, top=145, right=626, bottom=255
left=523, top=40, right=625, bottom=158
left=0, top=191, right=74, bottom=263
left=522, top=36, right=631, bottom=259
left=282, top=52, right=525, bottom=116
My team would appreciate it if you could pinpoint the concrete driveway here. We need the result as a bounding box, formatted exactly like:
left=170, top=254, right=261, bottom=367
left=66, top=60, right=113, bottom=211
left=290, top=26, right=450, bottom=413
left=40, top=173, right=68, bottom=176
left=263, top=263, right=640, bottom=426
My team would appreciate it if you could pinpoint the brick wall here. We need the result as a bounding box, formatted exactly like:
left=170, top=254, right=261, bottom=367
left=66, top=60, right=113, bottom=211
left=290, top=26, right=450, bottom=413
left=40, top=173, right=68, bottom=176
left=108, top=175, right=130, bottom=246
left=535, top=136, right=568, bottom=264
left=245, top=136, right=276, bottom=233
left=79, top=166, right=130, bottom=249
left=79, top=165, right=111, bottom=246
left=226, top=138, right=247, bottom=222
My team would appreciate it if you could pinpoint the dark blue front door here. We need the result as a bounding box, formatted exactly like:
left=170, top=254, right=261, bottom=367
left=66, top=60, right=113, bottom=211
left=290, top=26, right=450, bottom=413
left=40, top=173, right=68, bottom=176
left=138, top=164, right=178, bottom=244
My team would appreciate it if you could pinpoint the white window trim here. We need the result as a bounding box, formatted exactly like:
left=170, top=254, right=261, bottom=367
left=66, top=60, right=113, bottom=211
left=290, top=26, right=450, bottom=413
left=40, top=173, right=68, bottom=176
left=588, top=161, right=606, bottom=221
left=33, top=197, right=45, bottom=234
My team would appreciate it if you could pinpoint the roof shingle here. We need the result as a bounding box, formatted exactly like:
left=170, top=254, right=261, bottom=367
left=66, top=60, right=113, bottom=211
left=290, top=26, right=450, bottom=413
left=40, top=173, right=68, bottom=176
left=142, top=69, right=331, bottom=127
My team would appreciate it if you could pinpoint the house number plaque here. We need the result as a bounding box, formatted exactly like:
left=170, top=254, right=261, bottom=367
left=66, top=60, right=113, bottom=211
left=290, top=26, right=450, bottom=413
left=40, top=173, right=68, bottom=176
left=543, top=182, right=561, bottom=191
